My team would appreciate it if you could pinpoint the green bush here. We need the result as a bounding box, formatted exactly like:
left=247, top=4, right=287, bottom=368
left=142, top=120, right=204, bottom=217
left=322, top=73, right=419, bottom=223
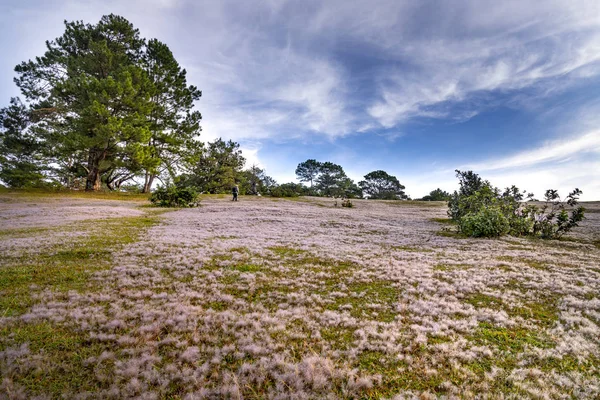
left=269, top=183, right=301, bottom=197
left=449, top=171, right=584, bottom=239
left=508, top=214, right=535, bottom=237
left=459, top=207, right=509, bottom=237
left=150, top=186, right=199, bottom=207
left=341, top=199, right=353, bottom=208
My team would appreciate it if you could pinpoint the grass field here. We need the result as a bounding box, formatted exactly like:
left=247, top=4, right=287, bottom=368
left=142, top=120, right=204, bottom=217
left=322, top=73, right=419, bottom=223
left=1, top=192, right=599, bottom=398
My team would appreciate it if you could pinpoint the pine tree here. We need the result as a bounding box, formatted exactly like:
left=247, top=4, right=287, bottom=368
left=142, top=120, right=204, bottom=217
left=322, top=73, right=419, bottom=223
left=14, top=15, right=154, bottom=191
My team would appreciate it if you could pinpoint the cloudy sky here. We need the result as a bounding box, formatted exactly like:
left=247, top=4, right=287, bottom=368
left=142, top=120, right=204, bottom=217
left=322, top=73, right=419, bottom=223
left=1, top=0, right=599, bottom=199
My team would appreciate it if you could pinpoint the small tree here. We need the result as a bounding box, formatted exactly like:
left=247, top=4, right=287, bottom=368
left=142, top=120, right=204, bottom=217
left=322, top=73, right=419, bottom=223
left=179, top=138, right=245, bottom=194
left=241, top=165, right=276, bottom=195
left=526, top=189, right=585, bottom=239
left=359, top=170, right=407, bottom=200
left=448, top=170, right=490, bottom=220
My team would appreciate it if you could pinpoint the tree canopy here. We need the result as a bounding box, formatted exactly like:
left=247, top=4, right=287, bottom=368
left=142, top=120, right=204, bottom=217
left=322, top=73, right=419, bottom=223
left=294, top=159, right=362, bottom=198
left=420, top=188, right=451, bottom=201
left=0, top=98, right=45, bottom=188
left=295, top=159, right=321, bottom=187
left=178, top=138, right=245, bottom=194
left=359, top=170, right=407, bottom=200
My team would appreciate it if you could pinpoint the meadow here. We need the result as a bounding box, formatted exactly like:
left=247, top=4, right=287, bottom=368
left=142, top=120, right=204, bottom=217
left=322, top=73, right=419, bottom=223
left=0, top=192, right=599, bottom=399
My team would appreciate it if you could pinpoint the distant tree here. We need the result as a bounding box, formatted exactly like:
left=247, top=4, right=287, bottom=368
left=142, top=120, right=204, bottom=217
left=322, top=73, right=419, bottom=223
left=295, top=159, right=322, bottom=187
left=315, top=162, right=349, bottom=197
left=270, top=182, right=307, bottom=197
left=339, top=177, right=363, bottom=199
left=241, top=165, right=276, bottom=195
left=179, top=138, right=245, bottom=193
left=359, top=170, right=407, bottom=200
left=420, top=188, right=451, bottom=201
left=0, top=98, right=46, bottom=187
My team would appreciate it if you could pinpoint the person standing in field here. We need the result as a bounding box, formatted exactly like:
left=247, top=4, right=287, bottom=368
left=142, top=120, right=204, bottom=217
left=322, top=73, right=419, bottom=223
left=232, top=184, right=239, bottom=201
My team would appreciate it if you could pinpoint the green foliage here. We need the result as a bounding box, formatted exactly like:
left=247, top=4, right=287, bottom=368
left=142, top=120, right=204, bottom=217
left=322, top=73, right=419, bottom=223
left=311, top=161, right=361, bottom=198
left=178, top=138, right=245, bottom=194
left=459, top=206, right=509, bottom=237
left=527, top=189, right=586, bottom=239
left=241, top=165, right=276, bottom=195
left=270, top=182, right=304, bottom=197
left=359, top=170, right=407, bottom=200
left=140, top=38, right=202, bottom=193
left=449, top=170, right=585, bottom=239
left=15, top=15, right=155, bottom=191
left=315, top=162, right=346, bottom=196
left=295, top=159, right=321, bottom=187
left=150, top=185, right=198, bottom=207
left=420, top=188, right=451, bottom=201
left=0, top=98, right=47, bottom=188
left=448, top=170, right=489, bottom=220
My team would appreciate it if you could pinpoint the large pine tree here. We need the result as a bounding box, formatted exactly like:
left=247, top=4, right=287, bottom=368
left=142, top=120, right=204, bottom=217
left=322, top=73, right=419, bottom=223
left=11, top=15, right=202, bottom=192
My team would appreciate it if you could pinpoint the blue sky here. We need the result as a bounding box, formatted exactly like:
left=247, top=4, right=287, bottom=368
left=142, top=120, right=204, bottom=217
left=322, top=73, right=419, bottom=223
left=1, top=0, right=599, bottom=199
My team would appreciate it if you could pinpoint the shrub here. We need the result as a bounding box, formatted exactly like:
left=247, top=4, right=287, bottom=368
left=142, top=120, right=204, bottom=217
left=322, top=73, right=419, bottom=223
left=269, top=183, right=300, bottom=198
left=150, top=186, right=199, bottom=207
left=459, top=207, right=509, bottom=237
left=449, top=170, right=585, bottom=239
left=530, top=189, right=585, bottom=239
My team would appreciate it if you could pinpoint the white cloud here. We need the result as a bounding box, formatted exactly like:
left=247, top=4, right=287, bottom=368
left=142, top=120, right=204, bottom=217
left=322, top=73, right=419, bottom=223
left=4, top=0, right=600, bottom=140
left=460, top=131, right=600, bottom=172
left=239, top=144, right=263, bottom=169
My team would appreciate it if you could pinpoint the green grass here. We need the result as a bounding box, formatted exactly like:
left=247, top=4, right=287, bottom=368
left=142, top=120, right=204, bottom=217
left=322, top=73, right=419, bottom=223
left=463, top=291, right=559, bottom=328
left=0, top=187, right=150, bottom=202
left=324, top=280, right=398, bottom=322
left=0, top=321, right=113, bottom=397
left=470, top=322, right=555, bottom=353
left=433, top=263, right=472, bottom=271
left=430, top=217, right=456, bottom=224
left=464, top=293, right=504, bottom=309
left=267, top=245, right=308, bottom=257
left=321, top=327, right=355, bottom=350
left=0, top=211, right=163, bottom=317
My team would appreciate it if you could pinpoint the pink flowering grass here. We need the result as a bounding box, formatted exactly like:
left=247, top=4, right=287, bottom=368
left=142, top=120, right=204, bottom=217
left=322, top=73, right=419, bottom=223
left=0, top=194, right=599, bottom=398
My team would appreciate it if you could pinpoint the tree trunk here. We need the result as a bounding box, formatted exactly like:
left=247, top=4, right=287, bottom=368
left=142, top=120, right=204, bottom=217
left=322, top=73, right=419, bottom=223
left=142, top=173, right=155, bottom=193
left=85, top=149, right=104, bottom=191
left=85, top=167, right=101, bottom=191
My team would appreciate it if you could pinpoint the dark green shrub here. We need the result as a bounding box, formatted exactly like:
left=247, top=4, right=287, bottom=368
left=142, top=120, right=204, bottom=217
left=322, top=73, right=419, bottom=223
left=150, top=186, right=199, bottom=207
left=459, top=207, right=509, bottom=237
left=508, top=214, right=534, bottom=237
left=269, top=183, right=302, bottom=197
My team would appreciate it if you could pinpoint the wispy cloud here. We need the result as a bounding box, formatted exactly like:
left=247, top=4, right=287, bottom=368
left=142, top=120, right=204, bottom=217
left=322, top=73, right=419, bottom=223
left=3, top=0, right=600, bottom=140
left=2, top=0, right=600, bottom=198
left=461, top=131, right=600, bottom=172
